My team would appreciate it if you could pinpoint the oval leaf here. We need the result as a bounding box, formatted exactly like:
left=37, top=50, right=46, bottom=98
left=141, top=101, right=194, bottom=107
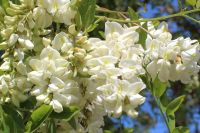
left=128, top=7, right=139, bottom=20
left=172, top=126, right=189, bottom=133
left=166, top=95, right=185, bottom=116
left=153, top=76, right=167, bottom=97
left=78, top=0, right=96, bottom=30
left=25, top=104, right=53, bottom=133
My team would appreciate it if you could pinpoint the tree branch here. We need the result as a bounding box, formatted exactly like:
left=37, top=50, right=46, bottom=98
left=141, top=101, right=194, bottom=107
left=96, top=9, right=200, bottom=23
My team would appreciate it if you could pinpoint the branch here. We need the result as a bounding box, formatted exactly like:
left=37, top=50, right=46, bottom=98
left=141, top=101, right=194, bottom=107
left=96, top=9, right=200, bottom=23
left=96, top=7, right=128, bottom=15
left=183, top=15, right=200, bottom=24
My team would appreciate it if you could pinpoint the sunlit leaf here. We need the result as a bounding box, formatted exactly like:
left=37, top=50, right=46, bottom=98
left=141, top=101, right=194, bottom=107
left=172, top=126, right=189, bottom=133
left=153, top=76, right=167, bottom=97
left=128, top=7, right=139, bottom=20
left=166, top=95, right=185, bottom=116
left=25, top=104, right=53, bottom=133
left=137, top=22, right=147, bottom=48
left=78, top=0, right=96, bottom=31
left=186, top=0, right=197, bottom=6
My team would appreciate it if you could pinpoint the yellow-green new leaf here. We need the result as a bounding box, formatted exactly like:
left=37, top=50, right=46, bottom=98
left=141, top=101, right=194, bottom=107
left=153, top=76, right=167, bottom=97
left=25, top=104, right=53, bottom=133
left=172, top=126, right=189, bottom=133
left=186, top=0, right=196, bottom=6
left=166, top=95, right=185, bottom=116
left=128, top=7, right=139, bottom=20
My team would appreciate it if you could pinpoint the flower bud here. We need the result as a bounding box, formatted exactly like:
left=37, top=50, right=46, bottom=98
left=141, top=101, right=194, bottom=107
left=8, top=34, right=19, bottom=47
left=1, top=51, right=9, bottom=58
left=44, top=97, right=51, bottom=104
left=1, top=27, right=14, bottom=39
left=42, top=37, right=51, bottom=47
left=0, top=78, right=9, bottom=95
left=18, top=38, right=34, bottom=49
left=22, top=0, right=35, bottom=9
left=68, top=24, right=76, bottom=35
left=4, top=16, right=18, bottom=25
left=9, top=2, right=26, bottom=10
left=18, top=22, right=25, bottom=32
left=0, top=42, right=8, bottom=50
left=16, top=61, right=27, bottom=75
left=33, top=7, right=52, bottom=28
left=76, top=36, right=87, bottom=44
left=0, top=59, right=10, bottom=71
left=14, top=49, right=24, bottom=60
left=6, top=8, right=23, bottom=16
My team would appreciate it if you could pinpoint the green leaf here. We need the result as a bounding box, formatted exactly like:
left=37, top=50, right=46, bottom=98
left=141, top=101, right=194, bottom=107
left=25, top=121, right=32, bottom=133
left=0, top=0, right=9, bottom=10
left=186, top=0, right=196, bottom=6
left=78, top=0, right=96, bottom=30
left=128, top=7, right=139, bottom=20
left=20, top=96, right=37, bottom=110
left=0, top=105, right=23, bottom=133
left=178, top=0, right=182, bottom=10
left=25, top=104, right=53, bottom=133
left=47, top=119, right=56, bottom=133
left=50, top=106, right=79, bottom=121
left=153, top=76, right=167, bottom=97
left=99, top=31, right=105, bottom=39
left=2, top=105, right=24, bottom=129
left=160, top=93, right=170, bottom=107
left=104, top=130, right=112, bottom=133
left=86, top=24, right=98, bottom=33
left=0, top=106, right=10, bottom=133
left=172, top=126, right=189, bottom=133
left=137, top=22, right=147, bottom=48
left=166, top=95, right=185, bottom=116
left=75, top=11, right=82, bottom=31
left=168, top=114, right=176, bottom=132
left=124, top=128, right=134, bottom=133
left=196, top=0, right=200, bottom=8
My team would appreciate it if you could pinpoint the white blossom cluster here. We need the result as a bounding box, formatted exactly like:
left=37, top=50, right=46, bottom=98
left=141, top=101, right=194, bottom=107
left=145, top=22, right=200, bottom=83
left=0, top=0, right=199, bottom=133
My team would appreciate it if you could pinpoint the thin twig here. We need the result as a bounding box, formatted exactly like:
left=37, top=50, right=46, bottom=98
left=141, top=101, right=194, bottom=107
left=96, top=9, right=200, bottom=23
left=96, top=7, right=128, bottom=15
left=183, top=15, right=200, bottom=24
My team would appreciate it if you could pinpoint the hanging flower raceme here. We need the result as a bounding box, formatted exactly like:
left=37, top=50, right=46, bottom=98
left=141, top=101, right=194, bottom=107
left=145, top=22, right=200, bottom=83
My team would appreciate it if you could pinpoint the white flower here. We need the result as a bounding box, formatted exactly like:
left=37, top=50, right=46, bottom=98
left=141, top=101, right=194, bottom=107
left=15, top=61, right=27, bottom=75
left=97, top=79, right=145, bottom=117
left=0, top=58, right=11, bottom=71
left=28, top=46, right=80, bottom=113
left=33, top=7, right=52, bottom=28
left=86, top=21, right=146, bottom=120
left=18, top=38, right=34, bottom=49
left=8, top=34, right=19, bottom=47
left=50, top=99, right=63, bottom=113
left=52, top=32, right=73, bottom=52
left=54, top=3, right=76, bottom=25
left=145, top=22, right=200, bottom=83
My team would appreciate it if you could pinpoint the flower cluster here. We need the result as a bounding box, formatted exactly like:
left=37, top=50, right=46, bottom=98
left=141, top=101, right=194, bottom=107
left=0, top=0, right=199, bottom=133
left=145, top=22, right=200, bottom=83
